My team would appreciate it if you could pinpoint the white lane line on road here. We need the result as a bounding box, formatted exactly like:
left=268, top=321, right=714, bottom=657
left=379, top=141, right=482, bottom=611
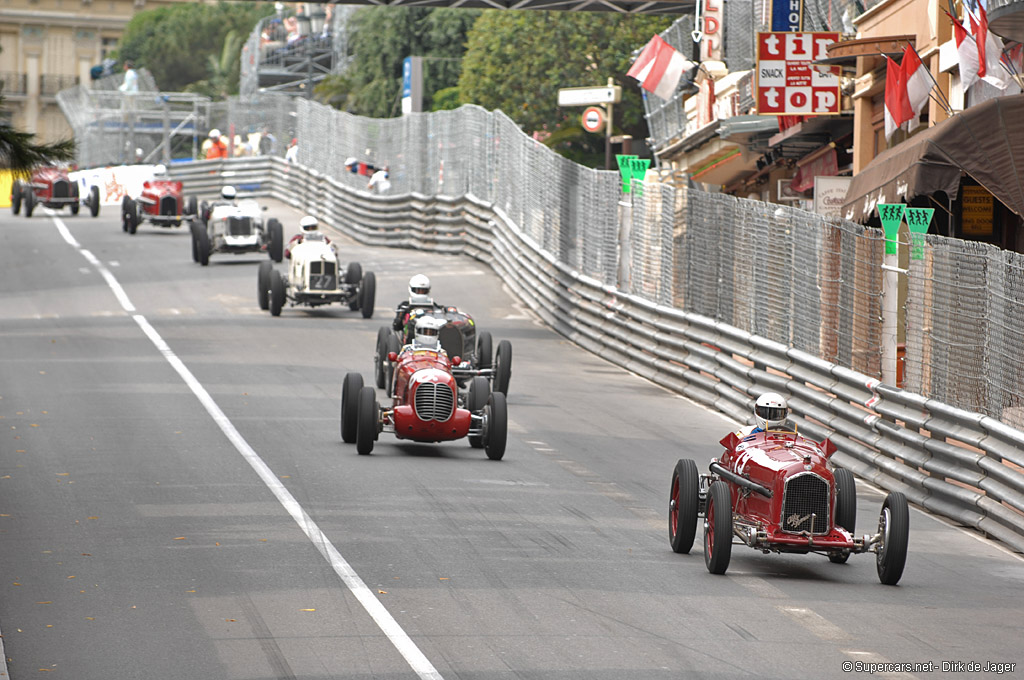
left=51, top=213, right=445, bottom=680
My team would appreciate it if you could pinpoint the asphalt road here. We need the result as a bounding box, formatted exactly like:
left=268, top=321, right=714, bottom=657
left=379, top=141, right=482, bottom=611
left=0, top=200, right=1021, bottom=679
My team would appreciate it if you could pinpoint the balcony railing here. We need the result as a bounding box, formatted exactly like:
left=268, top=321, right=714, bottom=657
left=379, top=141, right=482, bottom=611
left=0, top=72, right=28, bottom=96
left=41, top=74, right=80, bottom=96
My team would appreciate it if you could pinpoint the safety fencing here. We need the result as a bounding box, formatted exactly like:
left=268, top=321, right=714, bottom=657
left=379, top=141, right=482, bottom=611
left=169, top=153, right=1024, bottom=552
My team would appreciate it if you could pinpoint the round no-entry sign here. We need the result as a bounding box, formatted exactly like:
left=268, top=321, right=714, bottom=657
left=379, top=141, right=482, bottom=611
left=581, top=106, right=604, bottom=133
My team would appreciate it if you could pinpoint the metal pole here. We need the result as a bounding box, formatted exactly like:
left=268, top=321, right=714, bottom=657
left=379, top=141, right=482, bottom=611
left=882, top=252, right=900, bottom=385
left=604, top=77, right=614, bottom=170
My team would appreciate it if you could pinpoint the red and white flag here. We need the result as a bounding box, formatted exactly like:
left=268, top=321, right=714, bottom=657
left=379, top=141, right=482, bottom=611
left=884, top=56, right=912, bottom=141
left=952, top=18, right=981, bottom=91
left=970, top=6, right=1012, bottom=89
left=901, top=46, right=933, bottom=130
left=626, top=35, right=695, bottom=100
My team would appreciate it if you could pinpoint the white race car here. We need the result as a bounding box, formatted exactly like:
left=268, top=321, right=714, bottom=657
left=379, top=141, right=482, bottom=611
left=257, top=233, right=375, bottom=318
left=191, top=198, right=283, bottom=265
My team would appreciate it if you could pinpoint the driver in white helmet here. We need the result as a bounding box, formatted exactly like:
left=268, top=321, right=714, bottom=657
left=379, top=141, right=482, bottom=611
left=285, top=215, right=332, bottom=258
left=201, top=185, right=238, bottom=222
left=737, top=392, right=793, bottom=436
left=409, top=316, right=446, bottom=352
left=392, top=274, right=444, bottom=341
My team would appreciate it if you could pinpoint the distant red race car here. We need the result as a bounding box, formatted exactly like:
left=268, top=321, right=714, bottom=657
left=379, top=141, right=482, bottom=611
left=11, top=167, right=99, bottom=218
left=341, top=344, right=507, bottom=460
left=669, top=429, right=909, bottom=584
left=121, top=179, right=197, bottom=234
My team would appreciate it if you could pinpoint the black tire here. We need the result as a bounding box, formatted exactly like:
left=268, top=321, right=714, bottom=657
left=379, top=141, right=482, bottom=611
left=467, top=376, right=490, bottom=449
left=346, top=261, right=363, bottom=285
left=483, top=391, right=507, bottom=460
left=24, top=190, right=34, bottom=217
left=196, top=224, right=210, bottom=264
left=267, top=218, right=283, bottom=262
left=476, top=331, right=493, bottom=369
left=269, top=270, right=285, bottom=317
left=199, top=200, right=209, bottom=227
left=257, top=261, right=272, bottom=311
left=89, top=186, right=100, bottom=217
left=359, top=272, right=376, bottom=319
left=128, top=203, right=139, bottom=234
left=189, top=222, right=199, bottom=262
left=704, top=481, right=733, bottom=575
left=669, top=459, right=700, bottom=554
left=384, top=333, right=400, bottom=396
left=121, top=196, right=132, bottom=232
left=186, top=195, right=197, bottom=217
left=70, top=202, right=80, bottom=215
left=356, top=386, right=378, bottom=455
left=11, top=181, right=21, bottom=215
left=374, top=327, right=390, bottom=388
left=340, top=372, right=364, bottom=444
left=830, top=468, right=857, bottom=564
left=493, top=340, right=512, bottom=395
left=876, top=492, right=909, bottom=585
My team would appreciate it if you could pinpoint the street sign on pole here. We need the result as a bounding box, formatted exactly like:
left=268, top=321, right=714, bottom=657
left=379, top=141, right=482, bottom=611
left=558, top=85, right=622, bottom=107
left=581, top=106, right=604, bottom=133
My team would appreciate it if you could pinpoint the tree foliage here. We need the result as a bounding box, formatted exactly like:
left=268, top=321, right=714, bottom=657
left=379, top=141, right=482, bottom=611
left=459, top=11, right=671, bottom=163
left=328, top=7, right=479, bottom=117
left=116, top=1, right=271, bottom=93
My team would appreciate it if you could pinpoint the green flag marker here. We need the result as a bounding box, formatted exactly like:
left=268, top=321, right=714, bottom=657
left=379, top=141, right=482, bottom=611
left=627, top=157, right=651, bottom=196
left=904, top=207, right=934, bottom=261
left=877, top=203, right=905, bottom=255
left=616, top=154, right=638, bottom=193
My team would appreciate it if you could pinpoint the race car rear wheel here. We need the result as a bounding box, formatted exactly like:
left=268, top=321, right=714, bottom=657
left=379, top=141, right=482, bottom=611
left=359, top=272, right=376, bottom=319
left=185, top=195, right=197, bottom=218
left=483, top=391, right=507, bottom=461
left=346, top=261, right=362, bottom=285
left=669, top=458, right=700, bottom=554
left=121, top=196, right=132, bottom=232
left=10, top=181, right=21, bottom=215
left=493, top=340, right=512, bottom=395
left=257, top=261, right=272, bottom=310
left=356, top=386, right=379, bottom=455
left=196, top=224, right=210, bottom=264
left=267, top=218, right=283, bottom=262
left=876, top=491, right=909, bottom=585
left=189, top=222, right=200, bottom=262
left=374, top=327, right=390, bottom=388
left=269, top=271, right=285, bottom=317
left=89, top=186, right=100, bottom=217
left=70, top=202, right=80, bottom=215
left=830, top=467, right=857, bottom=564
left=340, top=372, right=364, bottom=444
left=476, top=331, right=493, bottom=369
left=704, top=480, right=733, bottom=575
left=467, top=376, right=490, bottom=449
left=128, top=202, right=140, bottom=234
left=24, top=190, right=34, bottom=217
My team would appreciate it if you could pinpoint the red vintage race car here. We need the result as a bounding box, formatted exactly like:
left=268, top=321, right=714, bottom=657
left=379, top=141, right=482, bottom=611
left=121, top=179, right=197, bottom=234
left=341, top=345, right=507, bottom=460
left=11, top=167, right=100, bottom=218
left=669, top=429, right=909, bottom=585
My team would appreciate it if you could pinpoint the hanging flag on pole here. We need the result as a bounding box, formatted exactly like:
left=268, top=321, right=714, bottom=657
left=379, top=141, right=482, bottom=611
left=626, top=35, right=695, bottom=100
left=951, top=16, right=981, bottom=92
left=901, top=45, right=932, bottom=129
left=884, top=56, right=912, bottom=140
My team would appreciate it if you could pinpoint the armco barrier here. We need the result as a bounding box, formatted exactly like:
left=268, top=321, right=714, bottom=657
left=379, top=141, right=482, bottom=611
left=169, top=157, right=1024, bottom=553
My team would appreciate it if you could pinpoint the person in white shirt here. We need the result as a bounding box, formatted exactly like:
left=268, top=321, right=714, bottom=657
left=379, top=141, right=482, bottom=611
left=119, top=60, right=139, bottom=94
left=367, top=165, right=391, bottom=194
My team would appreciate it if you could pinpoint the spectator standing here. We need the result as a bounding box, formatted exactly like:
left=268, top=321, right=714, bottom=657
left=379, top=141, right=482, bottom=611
left=205, top=129, right=229, bottom=160
left=367, top=165, right=391, bottom=194
left=285, top=138, right=299, bottom=163
left=259, top=128, right=277, bottom=156
left=119, top=60, right=139, bottom=94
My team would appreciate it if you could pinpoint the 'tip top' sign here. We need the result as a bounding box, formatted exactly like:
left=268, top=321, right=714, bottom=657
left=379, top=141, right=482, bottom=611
left=756, top=32, right=840, bottom=115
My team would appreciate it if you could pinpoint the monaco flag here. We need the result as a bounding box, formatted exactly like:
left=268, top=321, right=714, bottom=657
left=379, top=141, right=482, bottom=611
left=952, top=18, right=981, bottom=92
left=627, top=35, right=694, bottom=100
left=884, top=56, right=912, bottom=140
left=902, top=46, right=933, bottom=127
left=969, top=5, right=1013, bottom=89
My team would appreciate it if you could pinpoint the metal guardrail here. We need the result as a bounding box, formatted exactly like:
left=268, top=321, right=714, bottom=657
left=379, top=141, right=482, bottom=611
left=168, top=156, right=1024, bottom=553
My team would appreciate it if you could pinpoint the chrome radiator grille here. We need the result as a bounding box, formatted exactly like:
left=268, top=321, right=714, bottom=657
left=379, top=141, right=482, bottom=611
left=781, top=473, right=830, bottom=535
left=308, top=261, right=336, bottom=290
left=227, top=216, right=253, bottom=236
left=160, top=195, right=178, bottom=215
left=413, top=381, right=454, bottom=422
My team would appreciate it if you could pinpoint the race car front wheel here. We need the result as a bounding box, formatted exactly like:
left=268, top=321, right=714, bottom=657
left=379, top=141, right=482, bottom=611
left=269, top=271, right=285, bottom=317
left=876, top=492, right=909, bottom=585
left=669, top=458, right=699, bottom=554
left=359, top=272, right=376, bottom=319
left=257, top=261, right=272, bottom=310
left=89, top=186, right=100, bottom=217
left=704, top=481, right=733, bottom=575
left=483, top=392, right=507, bottom=461
left=10, top=181, right=21, bottom=215
left=340, top=372, right=364, bottom=444
left=356, top=386, right=379, bottom=455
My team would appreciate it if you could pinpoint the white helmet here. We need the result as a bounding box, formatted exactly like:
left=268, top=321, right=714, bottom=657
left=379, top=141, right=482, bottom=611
left=299, top=215, right=319, bottom=232
left=413, top=316, right=444, bottom=350
left=409, top=274, right=431, bottom=298
left=209, top=128, right=221, bottom=139
left=754, top=392, right=789, bottom=431
left=220, top=185, right=237, bottom=200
